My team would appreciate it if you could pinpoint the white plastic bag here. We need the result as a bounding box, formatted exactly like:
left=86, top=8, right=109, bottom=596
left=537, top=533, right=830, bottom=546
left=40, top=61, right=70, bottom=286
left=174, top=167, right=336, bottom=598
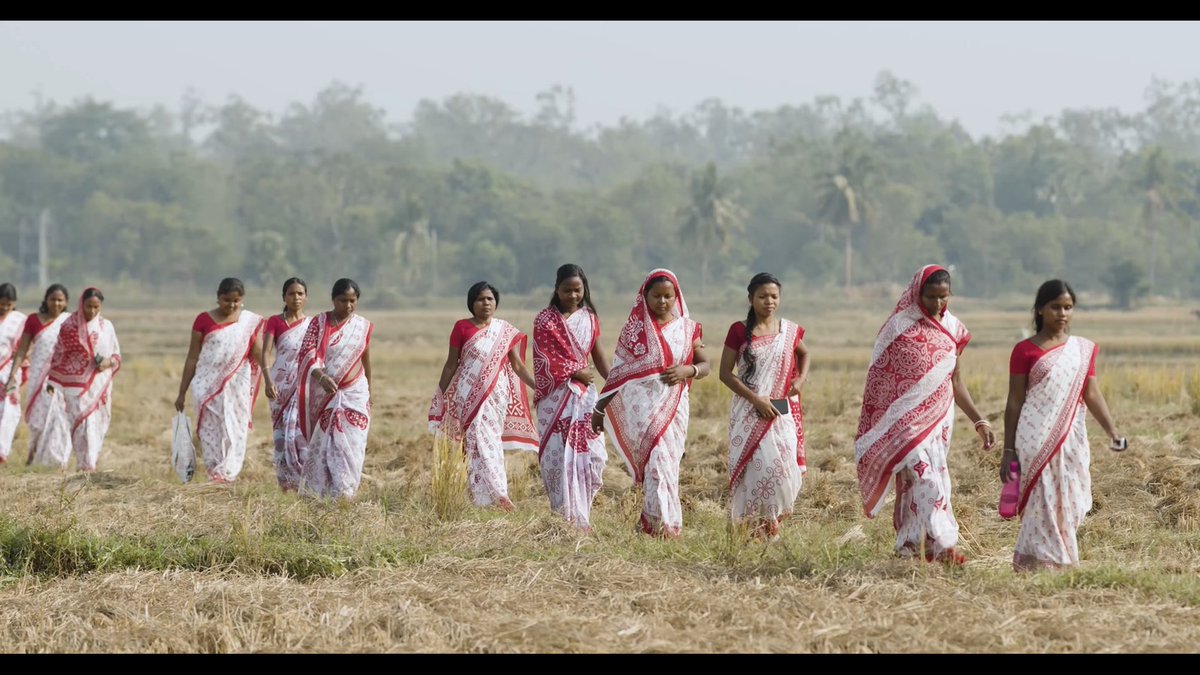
left=170, top=412, right=196, bottom=483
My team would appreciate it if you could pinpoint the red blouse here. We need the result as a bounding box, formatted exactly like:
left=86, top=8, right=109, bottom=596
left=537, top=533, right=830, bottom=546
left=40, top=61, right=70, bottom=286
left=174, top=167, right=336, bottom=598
left=724, top=321, right=806, bottom=351
left=724, top=321, right=806, bottom=384
left=192, top=311, right=238, bottom=336
left=449, top=319, right=481, bottom=350
left=265, top=314, right=305, bottom=341
left=23, top=313, right=51, bottom=338
left=1009, top=338, right=1097, bottom=377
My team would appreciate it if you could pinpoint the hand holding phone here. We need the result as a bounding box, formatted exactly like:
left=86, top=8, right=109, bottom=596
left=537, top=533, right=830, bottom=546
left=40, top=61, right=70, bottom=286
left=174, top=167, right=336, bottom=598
left=1110, top=436, right=1128, bottom=452
left=770, top=399, right=791, bottom=416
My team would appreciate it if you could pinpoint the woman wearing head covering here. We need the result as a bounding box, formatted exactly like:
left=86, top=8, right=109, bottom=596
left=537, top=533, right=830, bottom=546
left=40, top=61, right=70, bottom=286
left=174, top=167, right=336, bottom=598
left=590, top=269, right=709, bottom=538
left=44, top=287, right=122, bottom=472
left=854, top=265, right=993, bottom=565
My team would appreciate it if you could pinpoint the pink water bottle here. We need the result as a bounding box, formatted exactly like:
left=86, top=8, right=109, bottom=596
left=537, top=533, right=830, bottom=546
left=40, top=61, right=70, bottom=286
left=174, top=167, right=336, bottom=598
left=999, top=462, right=1020, bottom=520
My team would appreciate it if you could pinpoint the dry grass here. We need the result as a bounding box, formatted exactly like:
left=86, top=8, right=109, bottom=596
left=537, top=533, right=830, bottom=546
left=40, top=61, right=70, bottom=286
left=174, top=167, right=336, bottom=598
left=1, top=299, right=1199, bottom=652
left=431, top=434, right=468, bottom=521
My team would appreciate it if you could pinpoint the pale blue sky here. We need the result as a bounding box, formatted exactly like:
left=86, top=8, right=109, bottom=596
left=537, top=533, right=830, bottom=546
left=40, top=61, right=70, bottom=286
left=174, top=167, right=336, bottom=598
left=2, top=21, right=1197, bottom=138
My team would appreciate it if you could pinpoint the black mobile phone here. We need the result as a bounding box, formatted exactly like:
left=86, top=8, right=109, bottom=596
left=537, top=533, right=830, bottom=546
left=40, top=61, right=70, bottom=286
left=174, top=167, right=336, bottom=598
left=1110, top=437, right=1128, bottom=452
left=770, top=399, right=791, bottom=415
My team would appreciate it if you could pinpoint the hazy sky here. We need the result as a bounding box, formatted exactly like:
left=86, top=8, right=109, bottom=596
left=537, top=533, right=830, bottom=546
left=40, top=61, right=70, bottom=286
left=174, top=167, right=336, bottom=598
left=2, top=21, right=1197, bottom=139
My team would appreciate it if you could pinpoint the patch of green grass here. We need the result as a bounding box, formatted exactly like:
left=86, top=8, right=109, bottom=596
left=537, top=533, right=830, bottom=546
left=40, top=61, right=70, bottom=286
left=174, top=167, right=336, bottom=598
left=0, top=515, right=361, bottom=581
left=1031, top=565, right=1200, bottom=606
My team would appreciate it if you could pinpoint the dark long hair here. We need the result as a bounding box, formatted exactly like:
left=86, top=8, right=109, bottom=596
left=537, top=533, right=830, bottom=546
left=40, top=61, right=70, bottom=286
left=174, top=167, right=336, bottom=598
left=549, top=263, right=597, bottom=314
left=467, top=281, right=500, bottom=315
left=1033, top=279, right=1076, bottom=332
left=0, top=283, right=16, bottom=303
left=217, top=277, right=245, bottom=296
left=331, top=278, right=360, bottom=300
left=281, top=277, right=307, bottom=313
left=740, top=273, right=782, bottom=387
left=39, top=283, right=69, bottom=314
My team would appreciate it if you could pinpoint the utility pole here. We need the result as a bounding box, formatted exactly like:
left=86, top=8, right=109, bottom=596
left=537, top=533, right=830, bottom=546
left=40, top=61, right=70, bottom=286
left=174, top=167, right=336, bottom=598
left=18, top=216, right=27, bottom=284
left=430, top=228, right=438, bottom=296
left=38, top=208, right=49, bottom=289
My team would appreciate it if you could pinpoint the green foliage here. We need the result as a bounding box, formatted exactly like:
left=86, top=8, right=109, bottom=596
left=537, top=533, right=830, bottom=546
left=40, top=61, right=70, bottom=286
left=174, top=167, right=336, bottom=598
left=1102, top=259, right=1151, bottom=310
left=1, top=77, right=1198, bottom=300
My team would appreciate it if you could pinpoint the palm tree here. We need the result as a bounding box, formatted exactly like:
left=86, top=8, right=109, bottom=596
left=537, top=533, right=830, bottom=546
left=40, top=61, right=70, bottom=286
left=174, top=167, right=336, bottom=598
left=815, top=141, right=877, bottom=289
left=388, top=195, right=430, bottom=289
left=1136, top=146, right=1173, bottom=289
left=677, top=162, right=747, bottom=294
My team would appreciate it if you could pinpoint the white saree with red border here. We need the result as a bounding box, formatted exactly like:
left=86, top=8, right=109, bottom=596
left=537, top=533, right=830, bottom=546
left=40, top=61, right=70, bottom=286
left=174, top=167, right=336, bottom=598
left=269, top=316, right=313, bottom=490
left=1012, top=335, right=1096, bottom=571
left=533, top=306, right=606, bottom=529
left=45, top=294, right=121, bottom=472
left=429, top=317, right=537, bottom=507
left=297, top=312, right=373, bottom=500
left=190, top=310, right=264, bottom=482
left=0, top=310, right=27, bottom=461
left=854, top=266, right=970, bottom=558
left=24, top=313, right=69, bottom=467
left=598, top=269, right=700, bottom=537
left=727, top=319, right=805, bottom=532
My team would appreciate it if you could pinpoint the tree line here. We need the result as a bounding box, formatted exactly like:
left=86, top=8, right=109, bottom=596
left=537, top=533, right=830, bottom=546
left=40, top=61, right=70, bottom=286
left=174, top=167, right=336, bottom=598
left=2, top=72, right=1198, bottom=308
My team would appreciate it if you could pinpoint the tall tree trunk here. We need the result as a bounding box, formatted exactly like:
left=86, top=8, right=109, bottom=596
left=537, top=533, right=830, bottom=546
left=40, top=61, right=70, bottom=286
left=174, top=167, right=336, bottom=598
left=38, top=208, right=50, bottom=289
left=1147, top=213, right=1158, bottom=289
left=844, top=229, right=853, bottom=290
left=430, top=228, right=439, bottom=297
left=18, top=216, right=26, bottom=284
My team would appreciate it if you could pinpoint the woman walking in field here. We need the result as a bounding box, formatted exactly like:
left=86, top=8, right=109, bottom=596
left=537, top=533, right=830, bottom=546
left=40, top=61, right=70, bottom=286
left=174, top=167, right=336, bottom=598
left=1002, top=279, right=1125, bottom=572
left=590, top=269, right=709, bottom=538
left=0, top=283, right=28, bottom=464
left=854, top=265, right=993, bottom=565
left=296, top=278, right=373, bottom=500
left=261, top=277, right=312, bottom=491
left=719, top=273, right=809, bottom=539
left=174, top=278, right=265, bottom=484
left=430, top=281, right=538, bottom=511
left=43, top=287, right=122, bottom=472
left=5, top=284, right=69, bottom=467
left=532, top=264, right=610, bottom=531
